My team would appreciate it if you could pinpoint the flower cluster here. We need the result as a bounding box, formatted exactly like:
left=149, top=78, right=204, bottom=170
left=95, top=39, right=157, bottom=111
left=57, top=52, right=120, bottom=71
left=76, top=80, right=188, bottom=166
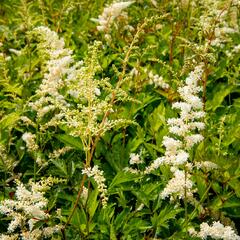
left=22, top=132, right=39, bottom=152
left=27, top=27, right=132, bottom=144
left=28, top=26, right=73, bottom=121
left=225, top=44, right=240, bottom=59
left=167, top=64, right=205, bottom=147
left=124, top=151, right=145, bottom=174
left=0, top=144, right=18, bottom=172
left=199, top=0, right=238, bottom=48
left=81, top=186, right=89, bottom=205
left=0, top=177, right=63, bottom=239
left=48, top=146, right=72, bottom=159
left=189, top=221, right=240, bottom=240
left=0, top=144, right=7, bottom=165
left=124, top=167, right=141, bottom=174
left=129, top=153, right=143, bottom=165
left=94, top=1, right=134, bottom=39
left=148, top=71, right=169, bottom=89
left=195, top=161, right=218, bottom=171
left=145, top=64, right=205, bottom=200
left=82, top=165, right=108, bottom=207
left=160, top=169, right=195, bottom=201
left=145, top=64, right=205, bottom=172
left=20, top=116, right=36, bottom=127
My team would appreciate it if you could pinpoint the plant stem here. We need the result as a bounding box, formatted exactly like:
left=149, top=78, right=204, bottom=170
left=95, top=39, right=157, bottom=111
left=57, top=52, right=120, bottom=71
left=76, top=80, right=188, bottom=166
left=184, top=166, right=188, bottom=229
left=64, top=174, right=87, bottom=229
left=202, top=61, right=208, bottom=112
left=34, top=158, right=36, bottom=182
left=183, top=183, right=212, bottom=229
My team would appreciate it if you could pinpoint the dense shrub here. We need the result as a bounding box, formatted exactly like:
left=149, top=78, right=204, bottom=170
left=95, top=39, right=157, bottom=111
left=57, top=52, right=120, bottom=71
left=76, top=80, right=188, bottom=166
left=0, top=0, right=240, bottom=239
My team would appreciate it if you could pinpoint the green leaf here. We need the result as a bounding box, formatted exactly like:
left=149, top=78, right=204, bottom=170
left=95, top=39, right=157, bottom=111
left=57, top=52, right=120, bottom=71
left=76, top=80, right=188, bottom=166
left=71, top=207, right=87, bottom=230
left=228, top=179, right=240, bottom=197
left=55, top=134, right=83, bottom=150
left=195, top=175, right=208, bottom=200
left=0, top=112, right=20, bottom=129
left=114, top=208, right=130, bottom=231
left=206, top=84, right=236, bottom=111
left=147, top=103, right=166, bottom=134
left=87, top=188, right=99, bottom=219
left=132, top=190, right=150, bottom=208
left=51, top=159, right=68, bottom=176
left=222, top=198, right=240, bottom=208
left=109, top=171, right=142, bottom=191
left=144, top=142, right=164, bottom=157
left=133, top=96, right=161, bottom=117
left=151, top=205, right=182, bottom=229
left=2, top=83, right=22, bottom=96
left=124, top=218, right=151, bottom=234
left=110, top=224, right=117, bottom=240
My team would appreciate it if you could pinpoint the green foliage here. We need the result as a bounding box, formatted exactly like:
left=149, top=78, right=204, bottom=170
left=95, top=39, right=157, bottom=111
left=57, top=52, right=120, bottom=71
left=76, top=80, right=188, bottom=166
left=0, top=0, right=240, bottom=239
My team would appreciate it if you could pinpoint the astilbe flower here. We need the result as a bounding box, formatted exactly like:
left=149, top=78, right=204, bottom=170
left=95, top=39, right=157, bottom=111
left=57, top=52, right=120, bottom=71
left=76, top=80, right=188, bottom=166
left=81, top=186, right=89, bottom=205
left=82, top=166, right=108, bottom=207
left=22, top=132, right=39, bottom=152
left=28, top=26, right=73, bottom=120
left=144, top=64, right=205, bottom=200
left=124, top=167, right=141, bottom=174
left=0, top=145, right=8, bottom=166
left=27, top=27, right=133, bottom=145
left=160, top=170, right=195, bottom=201
left=20, top=26, right=135, bottom=215
left=0, top=145, right=18, bottom=172
left=124, top=151, right=145, bottom=174
left=195, top=161, right=218, bottom=171
left=93, top=1, right=134, bottom=39
left=145, top=64, right=205, bottom=172
left=48, top=146, right=72, bottom=160
left=129, top=153, right=143, bottom=165
left=0, top=235, right=18, bottom=240
left=0, top=177, right=63, bottom=240
left=198, top=0, right=238, bottom=48
left=189, top=221, right=240, bottom=240
left=148, top=71, right=169, bottom=89
left=20, top=116, right=36, bottom=127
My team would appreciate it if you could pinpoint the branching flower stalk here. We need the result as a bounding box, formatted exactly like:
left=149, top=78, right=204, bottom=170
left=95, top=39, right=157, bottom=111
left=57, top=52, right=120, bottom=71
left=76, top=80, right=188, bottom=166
left=144, top=1, right=239, bottom=234
left=143, top=63, right=205, bottom=230
left=145, top=63, right=205, bottom=172
left=197, top=0, right=237, bottom=110
left=64, top=19, right=150, bottom=231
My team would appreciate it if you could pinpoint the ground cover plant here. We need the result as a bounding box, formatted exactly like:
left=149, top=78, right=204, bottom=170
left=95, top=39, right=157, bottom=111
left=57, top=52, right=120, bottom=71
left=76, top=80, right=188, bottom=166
left=0, top=0, right=240, bottom=239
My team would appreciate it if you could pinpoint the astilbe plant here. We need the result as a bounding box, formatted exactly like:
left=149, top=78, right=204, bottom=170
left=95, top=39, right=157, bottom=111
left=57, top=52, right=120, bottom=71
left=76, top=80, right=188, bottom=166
left=0, top=0, right=240, bottom=239
left=125, top=61, right=240, bottom=239
left=19, top=25, right=136, bottom=235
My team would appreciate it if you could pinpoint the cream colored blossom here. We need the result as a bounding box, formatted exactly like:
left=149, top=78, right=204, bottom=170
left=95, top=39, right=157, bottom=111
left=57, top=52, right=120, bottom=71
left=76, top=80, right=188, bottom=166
left=146, top=64, right=205, bottom=172
left=82, top=165, right=108, bottom=207
left=22, top=132, right=38, bottom=152
left=94, top=1, right=134, bottom=33
left=0, top=178, right=63, bottom=239
left=160, top=170, right=194, bottom=201
left=129, top=153, right=143, bottom=165
left=148, top=71, right=169, bottom=89
left=198, top=221, right=240, bottom=240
